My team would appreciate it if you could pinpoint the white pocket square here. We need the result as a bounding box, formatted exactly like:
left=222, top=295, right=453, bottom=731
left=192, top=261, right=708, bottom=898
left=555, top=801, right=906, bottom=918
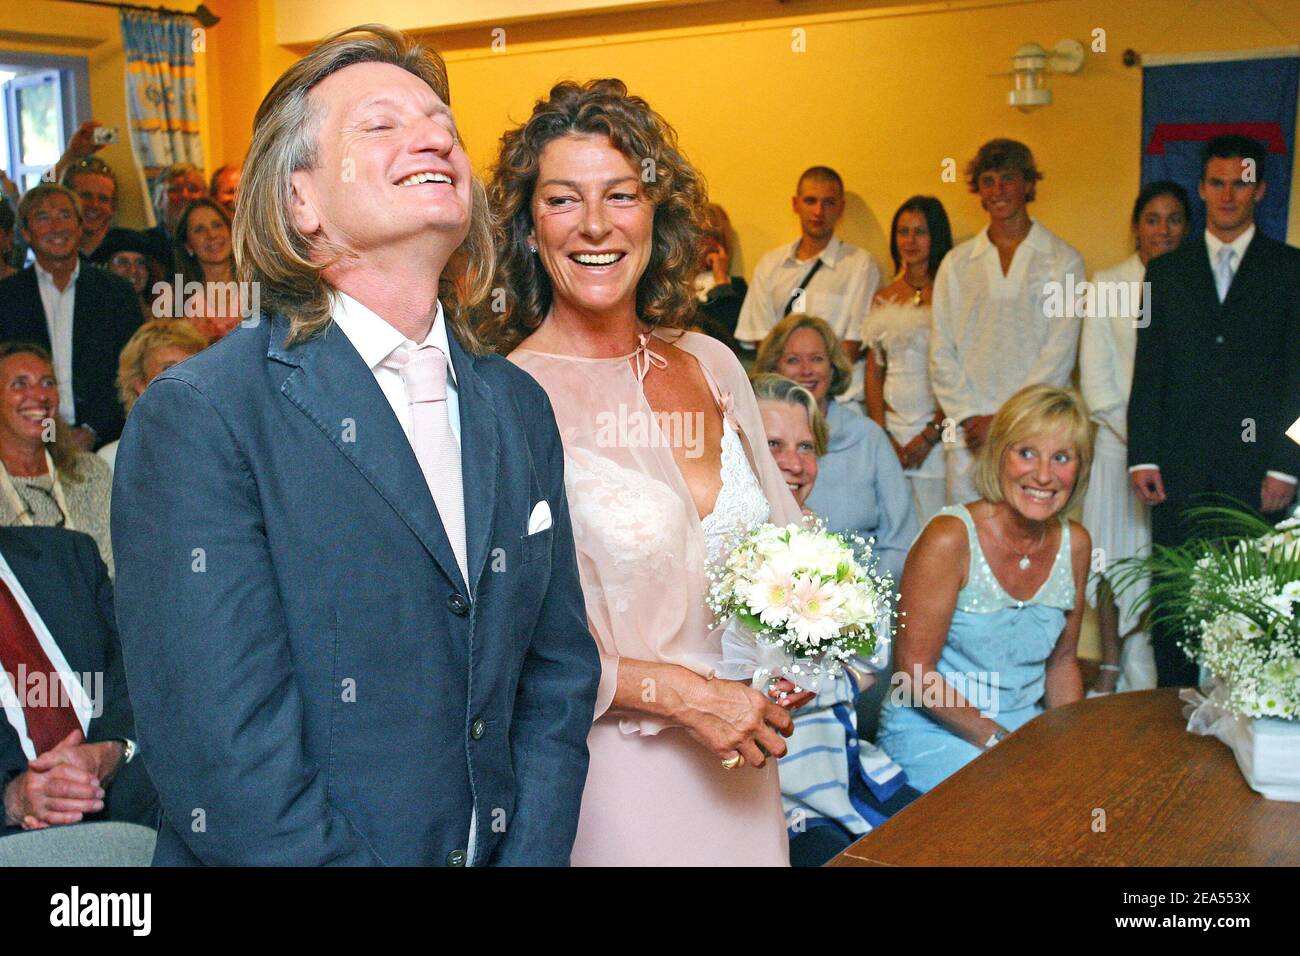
left=528, top=500, right=552, bottom=535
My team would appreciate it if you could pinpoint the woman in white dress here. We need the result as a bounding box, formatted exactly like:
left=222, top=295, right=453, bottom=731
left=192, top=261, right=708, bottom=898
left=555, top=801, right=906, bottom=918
left=482, top=79, right=811, bottom=866
left=1079, top=180, right=1190, bottom=693
left=863, top=196, right=954, bottom=525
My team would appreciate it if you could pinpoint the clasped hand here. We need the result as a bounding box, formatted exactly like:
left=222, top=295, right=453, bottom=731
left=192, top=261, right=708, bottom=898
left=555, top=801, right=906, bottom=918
left=679, top=676, right=812, bottom=769
left=2, top=729, right=121, bottom=830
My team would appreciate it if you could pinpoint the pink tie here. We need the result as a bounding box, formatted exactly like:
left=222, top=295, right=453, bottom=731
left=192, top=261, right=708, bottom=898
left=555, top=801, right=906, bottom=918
left=383, top=345, right=468, bottom=586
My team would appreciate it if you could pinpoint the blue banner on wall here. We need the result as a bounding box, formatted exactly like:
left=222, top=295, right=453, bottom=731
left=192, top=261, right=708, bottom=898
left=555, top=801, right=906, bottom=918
left=1142, top=55, right=1298, bottom=241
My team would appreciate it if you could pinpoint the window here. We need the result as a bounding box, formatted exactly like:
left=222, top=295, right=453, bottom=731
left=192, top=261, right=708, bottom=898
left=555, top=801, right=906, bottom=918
left=4, top=69, right=65, bottom=191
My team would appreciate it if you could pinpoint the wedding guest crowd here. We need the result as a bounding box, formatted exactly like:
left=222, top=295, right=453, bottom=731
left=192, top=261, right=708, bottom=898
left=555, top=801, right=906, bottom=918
left=2, top=20, right=1299, bottom=869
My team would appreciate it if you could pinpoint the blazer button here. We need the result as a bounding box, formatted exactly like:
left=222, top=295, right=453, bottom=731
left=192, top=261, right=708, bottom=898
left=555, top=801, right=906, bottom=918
left=471, top=718, right=486, bottom=740
left=447, top=593, right=469, bottom=616
left=447, top=848, right=466, bottom=867
left=1215, top=334, right=1225, bottom=344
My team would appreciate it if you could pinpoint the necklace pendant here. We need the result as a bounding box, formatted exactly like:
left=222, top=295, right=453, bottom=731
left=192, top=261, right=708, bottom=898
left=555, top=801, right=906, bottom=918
left=1018, top=556, right=1031, bottom=571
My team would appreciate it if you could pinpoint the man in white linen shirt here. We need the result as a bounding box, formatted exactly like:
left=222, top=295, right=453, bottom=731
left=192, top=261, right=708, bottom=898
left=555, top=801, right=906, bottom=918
left=736, top=166, right=880, bottom=400
left=929, top=138, right=1085, bottom=503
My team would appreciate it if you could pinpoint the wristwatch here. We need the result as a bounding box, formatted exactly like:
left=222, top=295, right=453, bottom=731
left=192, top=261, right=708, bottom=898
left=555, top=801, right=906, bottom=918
left=982, top=728, right=1009, bottom=750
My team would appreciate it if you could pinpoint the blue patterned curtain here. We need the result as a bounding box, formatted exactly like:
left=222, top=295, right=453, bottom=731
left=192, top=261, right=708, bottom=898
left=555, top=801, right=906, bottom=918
left=119, top=11, right=204, bottom=210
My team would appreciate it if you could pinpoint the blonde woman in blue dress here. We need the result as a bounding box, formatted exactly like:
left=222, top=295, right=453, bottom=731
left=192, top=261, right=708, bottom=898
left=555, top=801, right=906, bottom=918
left=877, top=384, right=1092, bottom=792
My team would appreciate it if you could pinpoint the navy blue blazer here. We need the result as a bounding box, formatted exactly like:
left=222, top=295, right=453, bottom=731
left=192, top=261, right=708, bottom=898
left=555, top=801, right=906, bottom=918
left=0, top=264, right=142, bottom=445
left=111, top=310, right=599, bottom=866
left=0, top=526, right=158, bottom=837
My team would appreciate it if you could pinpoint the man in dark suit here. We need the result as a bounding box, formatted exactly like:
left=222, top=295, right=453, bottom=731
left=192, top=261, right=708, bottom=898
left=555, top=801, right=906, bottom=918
left=1, top=526, right=156, bottom=837
left=111, top=25, right=600, bottom=867
left=1129, top=134, right=1300, bottom=686
left=0, top=184, right=142, bottom=448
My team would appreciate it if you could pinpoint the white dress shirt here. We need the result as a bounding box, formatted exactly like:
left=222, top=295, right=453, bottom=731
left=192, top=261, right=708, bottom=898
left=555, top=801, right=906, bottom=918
left=0, top=548, right=94, bottom=761
left=34, top=259, right=79, bottom=425
left=735, top=236, right=881, bottom=345
left=929, top=218, right=1086, bottom=428
left=328, top=289, right=475, bottom=861
left=1204, top=223, right=1256, bottom=292
left=1128, top=225, right=1293, bottom=485
left=329, top=290, right=460, bottom=447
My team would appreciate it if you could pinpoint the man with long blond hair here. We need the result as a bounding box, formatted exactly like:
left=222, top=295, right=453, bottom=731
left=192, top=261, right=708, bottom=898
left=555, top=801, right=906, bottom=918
left=111, top=24, right=598, bottom=867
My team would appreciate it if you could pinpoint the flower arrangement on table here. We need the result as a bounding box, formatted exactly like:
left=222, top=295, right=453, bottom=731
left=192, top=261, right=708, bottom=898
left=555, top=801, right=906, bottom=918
left=1113, top=505, right=1300, bottom=800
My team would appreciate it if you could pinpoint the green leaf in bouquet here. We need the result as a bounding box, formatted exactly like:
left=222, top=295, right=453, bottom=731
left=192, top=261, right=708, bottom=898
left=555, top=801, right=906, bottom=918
left=846, top=628, right=877, bottom=659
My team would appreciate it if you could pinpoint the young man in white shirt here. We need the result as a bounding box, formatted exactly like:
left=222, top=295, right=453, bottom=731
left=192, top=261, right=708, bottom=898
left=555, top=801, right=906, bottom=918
left=736, top=167, right=880, bottom=397
left=929, top=139, right=1085, bottom=504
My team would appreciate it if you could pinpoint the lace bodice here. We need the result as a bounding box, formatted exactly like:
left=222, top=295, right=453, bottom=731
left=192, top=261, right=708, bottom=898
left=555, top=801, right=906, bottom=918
left=700, top=422, right=771, bottom=566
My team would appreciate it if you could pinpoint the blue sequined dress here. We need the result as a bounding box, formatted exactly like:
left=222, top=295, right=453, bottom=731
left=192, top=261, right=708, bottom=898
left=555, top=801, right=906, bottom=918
left=876, top=504, right=1075, bottom=792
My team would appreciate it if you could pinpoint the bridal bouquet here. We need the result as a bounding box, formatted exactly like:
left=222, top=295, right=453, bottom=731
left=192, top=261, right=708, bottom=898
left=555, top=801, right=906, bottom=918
left=1117, top=507, right=1300, bottom=719
left=708, top=521, right=892, bottom=692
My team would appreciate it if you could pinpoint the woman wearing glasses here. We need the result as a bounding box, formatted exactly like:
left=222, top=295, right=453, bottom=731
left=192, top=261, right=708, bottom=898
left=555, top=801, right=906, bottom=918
left=0, top=343, right=114, bottom=575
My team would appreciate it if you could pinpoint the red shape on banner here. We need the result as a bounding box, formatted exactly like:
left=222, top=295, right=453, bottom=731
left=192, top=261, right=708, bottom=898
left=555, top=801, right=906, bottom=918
left=1146, top=122, right=1288, bottom=154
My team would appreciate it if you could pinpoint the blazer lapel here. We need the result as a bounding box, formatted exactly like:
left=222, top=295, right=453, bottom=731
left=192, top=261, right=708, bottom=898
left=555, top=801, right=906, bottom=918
left=447, top=332, right=499, bottom=598
left=1182, top=238, right=1219, bottom=311
left=270, top=317, right=468, bottom=593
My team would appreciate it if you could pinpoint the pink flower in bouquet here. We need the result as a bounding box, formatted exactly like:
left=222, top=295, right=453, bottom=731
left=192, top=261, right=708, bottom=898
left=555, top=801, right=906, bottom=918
left=790, top=576, right=844, bottom=645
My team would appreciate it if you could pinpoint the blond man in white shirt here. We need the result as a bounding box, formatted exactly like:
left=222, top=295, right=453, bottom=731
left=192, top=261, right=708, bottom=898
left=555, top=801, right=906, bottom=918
left=930, top=139, right=1085, bottom=504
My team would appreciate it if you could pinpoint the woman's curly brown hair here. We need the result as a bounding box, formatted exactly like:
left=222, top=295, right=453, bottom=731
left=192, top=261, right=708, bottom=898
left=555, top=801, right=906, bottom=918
left=479, top=78, right=707, bottom=354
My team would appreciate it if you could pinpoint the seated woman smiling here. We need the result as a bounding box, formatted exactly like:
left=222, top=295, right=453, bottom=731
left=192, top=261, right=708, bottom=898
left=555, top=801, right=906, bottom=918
left=876, top=384, right=1092, bottom=792
left=751, top=373, right=824, bottom=513
left=0, top=343, right=114, bottom=575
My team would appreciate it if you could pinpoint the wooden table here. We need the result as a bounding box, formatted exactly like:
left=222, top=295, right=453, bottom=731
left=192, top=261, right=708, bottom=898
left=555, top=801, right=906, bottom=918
left=831, top=689, right=1300, bottom=866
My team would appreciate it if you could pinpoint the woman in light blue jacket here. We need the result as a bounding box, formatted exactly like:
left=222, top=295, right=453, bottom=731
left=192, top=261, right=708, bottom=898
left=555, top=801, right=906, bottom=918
left=755, top=314, right=918, bottom=585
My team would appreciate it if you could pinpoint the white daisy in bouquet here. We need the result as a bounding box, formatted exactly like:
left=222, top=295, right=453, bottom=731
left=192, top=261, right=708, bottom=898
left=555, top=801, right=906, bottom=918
left=708, top=521, right=893, bottom=692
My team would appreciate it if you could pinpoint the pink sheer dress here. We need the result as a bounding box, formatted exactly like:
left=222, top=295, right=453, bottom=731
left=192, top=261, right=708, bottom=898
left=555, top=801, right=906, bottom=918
left=510, top=329, right=803, bottom=866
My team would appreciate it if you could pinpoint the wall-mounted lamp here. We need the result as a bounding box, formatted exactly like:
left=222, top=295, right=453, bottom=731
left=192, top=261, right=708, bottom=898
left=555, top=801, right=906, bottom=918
left=1004, top=40, right=1087, bottom=111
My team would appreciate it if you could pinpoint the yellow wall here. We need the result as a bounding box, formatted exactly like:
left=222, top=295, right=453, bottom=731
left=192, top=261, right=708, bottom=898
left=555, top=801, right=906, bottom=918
left=274, top=0, right=717, bottom=44
left=15, top=0, right=1298, bottom=272
left=423, top=0, right=1300, bottom=277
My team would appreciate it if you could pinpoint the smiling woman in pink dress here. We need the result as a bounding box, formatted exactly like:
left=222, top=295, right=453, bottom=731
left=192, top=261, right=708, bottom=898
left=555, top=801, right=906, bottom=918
left=482, top=79, right=807, bottom=866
